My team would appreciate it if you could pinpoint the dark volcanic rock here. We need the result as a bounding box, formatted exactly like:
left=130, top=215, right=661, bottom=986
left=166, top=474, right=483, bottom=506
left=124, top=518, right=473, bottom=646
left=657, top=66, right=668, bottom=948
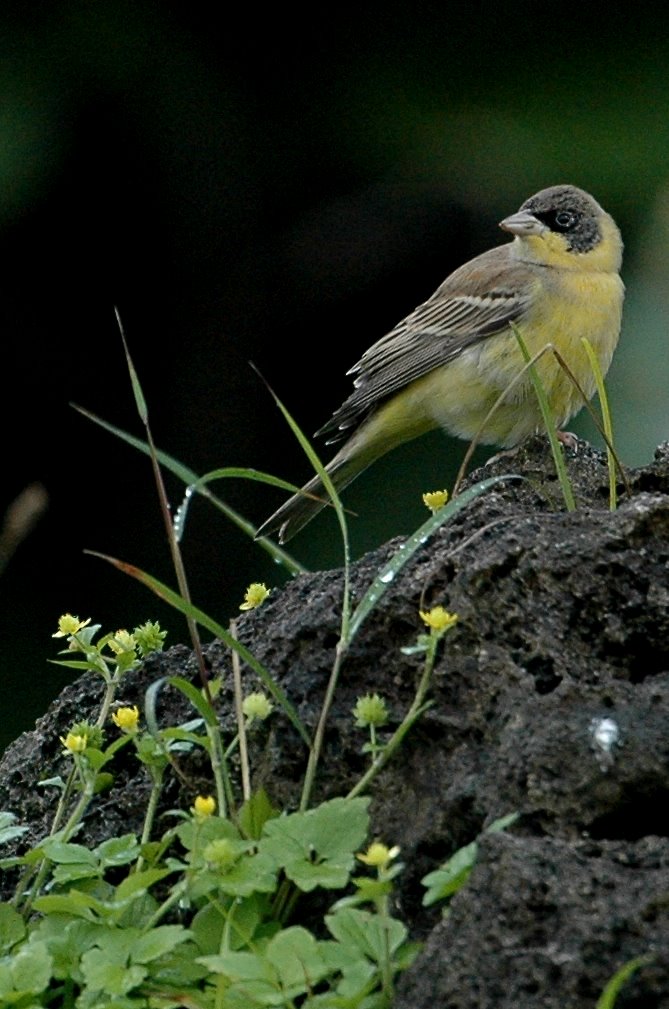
left=2, top=436, right=669, bottom=1007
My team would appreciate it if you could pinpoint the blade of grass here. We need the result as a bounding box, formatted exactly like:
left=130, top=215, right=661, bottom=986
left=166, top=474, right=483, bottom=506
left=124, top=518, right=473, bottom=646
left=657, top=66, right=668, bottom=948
left=85, top=551, right=310, bottom=747
left=510, top=325, right=575, bottom=511
left=596, top=956, right=653, bottom=1009
left=115, top=314, right=213, bottom=709
left=543, top=346, right=630, bottom=499
left=580, top=337, right=617, bottom=510
left=349, top=474, right=521, bottom=642
left=251, top=366, right=352, bottom=614
left=252, top=367, right=359, bottom=811
left=71, top=403, right=306, bottom=575
left=451, top=342, right=566, bottom=499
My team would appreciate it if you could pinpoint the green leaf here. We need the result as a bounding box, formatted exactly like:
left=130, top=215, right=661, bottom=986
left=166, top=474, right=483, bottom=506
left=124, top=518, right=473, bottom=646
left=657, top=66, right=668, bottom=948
left=41, top=840, right=98, bottom=866
left=95, top=834, right=141, bottom=868
left=167, top=675, right=219, bottom=728
left=421, top=841, right=478, bottom=906
left=421, top=812, right=519, bottom=907
left=176, top=815, right=241, bottom=856
left=197, top=947, right=273, bottom=987
left=0, top=812, right=28, bottom=847
left=192, top=894, right=266, bottom=955
left=49, top=658, right=101, bottom=671
left=51, top=862, right=101, bottom=885
left=486, top=812, right=520, bottom=834
left=596, top=955, right=654, bottom=1009
left=265, top=926, right=332, bottom=994
left=215, top=851, right=278, bottom=898
left=9, top=939, right=53, bottom=994
left=511, top=323, right=575, bottom=511
left=262, top=380, right=352, bottom=566
left=0, top=904, right=25, bottom=953
left=239, top=788, right=280, bottom=841
left=325, top=906, right=407, bottom=964
left=260, top=798, right=370, bottom=892
left=81, top=946, right=147, bottom=996
left=581, top=335, right=618, bottom=510
left=85, top=556, right=310, bottom=747
left=30, top=916, right=101, bottom=978
left=288, top=860, right=354, bottom=892
left=32, top=890, right=104, bottom=921
left=262, top=797, right=370, bottom=861
left=37, top=775, right=67, bottom=790
left=84, top=747, right=113, bottom=772
left=131, top=925, right=191, bottom=963
left=114, top=867, right=175, bottom=903
left=191, top=902, right=227, bottom=956
left=350, top=877, right=393, bottom=902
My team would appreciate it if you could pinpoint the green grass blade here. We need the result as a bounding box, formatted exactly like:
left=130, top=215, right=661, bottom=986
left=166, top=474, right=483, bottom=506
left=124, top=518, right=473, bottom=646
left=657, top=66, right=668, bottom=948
left=72, top=404, right=306, bottom=575
left=349, top=474, right=522, bottom=642
left=85, top=551, right=310, bottom=747
left=257, top=376, right=352, bottom=638
left=596, top=955, right=653, bottom=1009
left=581, top=337, right=617, bottom=510
left=510, top=325, right=575, bottom=511
left=116, top=308, right=149, bottom=425
left=168, top=675, right=220, bottom=727
left=262, top=389, right=350, bottom=550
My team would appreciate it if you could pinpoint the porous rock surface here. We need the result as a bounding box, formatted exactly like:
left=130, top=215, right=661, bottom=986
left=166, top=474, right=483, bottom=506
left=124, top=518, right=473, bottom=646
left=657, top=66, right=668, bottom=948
left=1, top=436, right=669, bottom=1007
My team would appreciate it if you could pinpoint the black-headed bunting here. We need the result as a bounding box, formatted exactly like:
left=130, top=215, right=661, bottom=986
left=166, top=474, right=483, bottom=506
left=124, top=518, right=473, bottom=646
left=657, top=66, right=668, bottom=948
left=256, top=184, right=624, bottom=543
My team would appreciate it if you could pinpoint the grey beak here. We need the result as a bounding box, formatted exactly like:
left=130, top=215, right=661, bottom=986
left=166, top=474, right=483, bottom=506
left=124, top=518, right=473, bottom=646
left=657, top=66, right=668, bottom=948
left=499, top=209, right=548, bottom=237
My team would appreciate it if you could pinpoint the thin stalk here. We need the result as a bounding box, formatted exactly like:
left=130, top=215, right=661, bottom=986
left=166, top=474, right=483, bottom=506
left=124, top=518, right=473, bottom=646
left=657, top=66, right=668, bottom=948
left=452, top=342, right=560, bottom=497
left=378, top=896, right=394, bottom=1001
left=134, top=770, right=165, bottom=874
left=206, top=722, right=231, bottom=820
left=143, top=878, right=188, bottom=931
left=20, top=768, right=96, bottom=918
left=347, top=639, right=438, bottom=800
left=510, top=325, right=575, bottom=510
left=299, top=637, right=348, bottom=812
left=230, top=618, right=251, bottom=802
left=94, top=676, right=118, bottom=730
left=116, top=311, right=214, bottom=708
left=260, top=377, right=355, bottom=809
left=580, top=337, right=618, bottom=510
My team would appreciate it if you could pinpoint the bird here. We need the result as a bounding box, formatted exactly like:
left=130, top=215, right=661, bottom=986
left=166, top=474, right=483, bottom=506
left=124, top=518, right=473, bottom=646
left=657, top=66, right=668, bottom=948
left=256, top=184, right=624, bottom=543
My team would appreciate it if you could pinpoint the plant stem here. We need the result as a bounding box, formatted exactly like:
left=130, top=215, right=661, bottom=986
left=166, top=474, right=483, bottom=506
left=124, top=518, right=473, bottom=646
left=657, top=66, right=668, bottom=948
left=134, top=770, right=164, bottom=873
left=347, top=639, right=437, bottom=800
left=299, top=639, right=348, bottom=811
left=230, top=619, right=251, bottom=802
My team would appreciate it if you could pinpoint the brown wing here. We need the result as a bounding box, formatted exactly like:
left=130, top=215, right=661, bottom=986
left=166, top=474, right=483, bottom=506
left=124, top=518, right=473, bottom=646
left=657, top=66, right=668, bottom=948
left=318, top=244, right=533, bottom=442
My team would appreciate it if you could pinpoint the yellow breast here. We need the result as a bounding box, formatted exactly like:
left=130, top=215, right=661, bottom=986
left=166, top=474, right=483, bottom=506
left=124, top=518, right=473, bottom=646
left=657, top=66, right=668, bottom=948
left=402, top=267, right=623, bottom=448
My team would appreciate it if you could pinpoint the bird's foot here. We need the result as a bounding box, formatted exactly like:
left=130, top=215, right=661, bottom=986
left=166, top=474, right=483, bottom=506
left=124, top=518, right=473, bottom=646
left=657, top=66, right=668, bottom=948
left=556, top=430, right=579, bottom=451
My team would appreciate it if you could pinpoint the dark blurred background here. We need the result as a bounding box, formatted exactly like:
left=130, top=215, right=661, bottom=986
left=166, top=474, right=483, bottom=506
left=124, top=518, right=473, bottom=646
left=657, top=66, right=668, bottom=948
left=2, top=1, right=669, bottom=752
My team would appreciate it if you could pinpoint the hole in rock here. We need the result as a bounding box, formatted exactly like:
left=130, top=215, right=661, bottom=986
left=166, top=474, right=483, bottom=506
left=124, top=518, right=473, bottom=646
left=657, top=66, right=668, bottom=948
left=589, top=785, right=669, bottom=841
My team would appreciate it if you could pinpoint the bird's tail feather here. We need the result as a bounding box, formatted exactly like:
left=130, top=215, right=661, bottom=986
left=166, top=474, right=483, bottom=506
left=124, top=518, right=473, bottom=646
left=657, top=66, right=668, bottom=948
left=254, top=452, right=364, bottom=543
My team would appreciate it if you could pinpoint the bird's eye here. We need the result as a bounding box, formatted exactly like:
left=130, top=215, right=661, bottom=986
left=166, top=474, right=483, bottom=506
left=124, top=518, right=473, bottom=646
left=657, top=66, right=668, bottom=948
left=554, top=210, right=577, bottom=231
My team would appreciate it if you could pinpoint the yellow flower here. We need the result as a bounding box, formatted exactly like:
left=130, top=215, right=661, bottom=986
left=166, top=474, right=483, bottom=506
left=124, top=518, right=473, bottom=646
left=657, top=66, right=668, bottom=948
left=53, top=614, right=91, bottom=638
left=111, top=705, right=140, bottom=733
left=60, top=731, right=88, bottom=754
left=239, top=583, right=270, bottom=611
left=192, top=795, right=216, bottom=819
left=419, top=606, right=459, bottom=633
left=356, top=842, right=401, bottom=869
left=422, top=489, right=449, bottom=512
